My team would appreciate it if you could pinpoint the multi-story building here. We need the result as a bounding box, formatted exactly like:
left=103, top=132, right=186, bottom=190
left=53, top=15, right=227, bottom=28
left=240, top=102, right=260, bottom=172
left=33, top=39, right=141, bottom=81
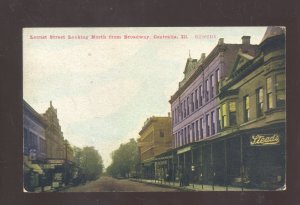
left=165, top=27, right=285, bottom=190
left=137, top=116, right=172, bottom=179
left=43, top=101, right=65, bottom=159
left=169, top=36, right=258, bottom=184
left=23, top=100, right=47, bottom=191
left=217, top=26, right=286, bottom=189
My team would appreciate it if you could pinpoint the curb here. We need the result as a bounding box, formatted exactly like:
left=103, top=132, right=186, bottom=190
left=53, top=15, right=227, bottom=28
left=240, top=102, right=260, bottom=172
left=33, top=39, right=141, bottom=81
left=130, top=179, right=196, bottom=192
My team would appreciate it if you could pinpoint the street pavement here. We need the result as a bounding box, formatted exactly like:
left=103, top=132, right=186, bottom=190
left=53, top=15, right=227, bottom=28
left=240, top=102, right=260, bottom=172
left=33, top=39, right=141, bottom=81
left=63, top=176, right=179, bottom=192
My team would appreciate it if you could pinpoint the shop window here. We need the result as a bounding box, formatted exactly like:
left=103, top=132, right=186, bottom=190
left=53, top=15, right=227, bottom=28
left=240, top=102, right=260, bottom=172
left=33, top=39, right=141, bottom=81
left=244, top=95, right=250, bottom=122
left=229, top=102, right=237, bottom=125
left=221, top=103, right=228, bottom=128
left=256, top=88, right=264, bottom=117
left=276, top=73, right=286, bottom=107
left=267, top=77, right=274, bottom=109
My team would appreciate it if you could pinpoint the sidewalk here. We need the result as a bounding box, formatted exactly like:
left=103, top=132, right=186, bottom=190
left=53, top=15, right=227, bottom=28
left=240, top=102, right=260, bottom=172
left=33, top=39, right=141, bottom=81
left=131, top=178, right=263, bottom=191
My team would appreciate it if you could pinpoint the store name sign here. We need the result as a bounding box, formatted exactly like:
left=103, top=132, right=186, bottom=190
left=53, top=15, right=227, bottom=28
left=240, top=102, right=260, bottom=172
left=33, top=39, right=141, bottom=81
left=250, top=134, right=280, bottom=146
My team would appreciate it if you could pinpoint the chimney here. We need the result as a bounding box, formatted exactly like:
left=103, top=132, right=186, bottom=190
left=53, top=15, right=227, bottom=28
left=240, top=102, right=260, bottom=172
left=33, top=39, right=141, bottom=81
left=218, top=38, right=224, bottom=45
left=242, top=36, right=251, bottom=45
left=201, top=53, right=206, bottom=59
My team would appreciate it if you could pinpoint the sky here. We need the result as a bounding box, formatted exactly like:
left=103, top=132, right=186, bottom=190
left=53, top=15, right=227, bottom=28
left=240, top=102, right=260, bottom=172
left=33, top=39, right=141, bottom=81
left=23, top=27, right=267, bottom=167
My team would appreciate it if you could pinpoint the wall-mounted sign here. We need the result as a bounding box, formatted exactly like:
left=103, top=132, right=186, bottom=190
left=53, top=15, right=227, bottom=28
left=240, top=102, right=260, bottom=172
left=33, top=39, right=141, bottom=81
left=47, top=159, right=65, bottom=164
left=250, top=134, right=280, bottom=146
left=177, top=146, right=191, bottom=154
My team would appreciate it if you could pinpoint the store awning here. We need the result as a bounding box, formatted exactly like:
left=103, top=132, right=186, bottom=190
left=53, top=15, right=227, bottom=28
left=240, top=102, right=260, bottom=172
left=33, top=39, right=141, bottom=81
left=24, top=156, right=44, bottom=174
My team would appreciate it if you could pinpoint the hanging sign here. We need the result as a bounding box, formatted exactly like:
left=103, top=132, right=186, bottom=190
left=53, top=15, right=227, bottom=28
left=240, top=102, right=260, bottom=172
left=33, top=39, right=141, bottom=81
left=250, top=134, right=280, bottom=146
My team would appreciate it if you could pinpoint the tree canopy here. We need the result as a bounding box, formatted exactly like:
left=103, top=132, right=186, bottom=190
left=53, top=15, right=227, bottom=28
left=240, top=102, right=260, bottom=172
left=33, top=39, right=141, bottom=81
left=106, top=138, right=139, bottom=178
left=73, top=146, right=104, bottom=181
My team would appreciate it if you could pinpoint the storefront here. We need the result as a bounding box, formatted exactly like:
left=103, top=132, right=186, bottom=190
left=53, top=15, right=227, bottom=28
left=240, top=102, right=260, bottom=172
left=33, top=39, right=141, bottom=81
left=23, top=156, right=44, bottom=192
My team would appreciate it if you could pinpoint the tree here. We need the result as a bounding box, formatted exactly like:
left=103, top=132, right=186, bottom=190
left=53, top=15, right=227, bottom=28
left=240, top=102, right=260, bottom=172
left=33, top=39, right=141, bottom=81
left=107, top=138, right=139, bottom=178
left=73, top=146, right=104, bottom=181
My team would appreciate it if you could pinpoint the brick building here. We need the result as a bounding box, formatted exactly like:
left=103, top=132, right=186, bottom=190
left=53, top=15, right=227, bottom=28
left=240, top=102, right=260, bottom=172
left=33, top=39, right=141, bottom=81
left=137, top=116, right=172, bottom=179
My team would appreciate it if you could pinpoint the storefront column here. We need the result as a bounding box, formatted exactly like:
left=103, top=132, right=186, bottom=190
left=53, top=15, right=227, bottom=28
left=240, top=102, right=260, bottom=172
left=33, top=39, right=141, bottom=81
left=200, top=144, right=203, bottom=189
left=191, top=150, right=194, bottom=188
left=211, top=144, right=214, bottom=191
left=240, top=136, right=244, bottom=191
left=224, top=140, right=228, bottom=191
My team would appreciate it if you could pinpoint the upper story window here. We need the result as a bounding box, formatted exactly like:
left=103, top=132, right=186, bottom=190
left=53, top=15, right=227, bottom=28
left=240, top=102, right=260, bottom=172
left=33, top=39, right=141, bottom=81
left=266, top=77, right=274, bottom=109
left=191, top=93, right=194, bottom=112
left=244, top=95, right=250, bottom=122
left=221, top=103, right=228, bottom=128
left=187, top=97, right=190, bottom=116
left=199, top=85, right=203, bottom=107
left=210, top=74, right=215, bottom=99
left=160, top=129, right=164, bottom=138
left=275, top=73, right=285, bottom=107
left=206, top=114, right=210, bottom=137
left=216, top=69, right=220, bottom=94
left=180, top=102, right=183, bottom=120
left=211, top=111, right=215, bottom=135
left=174, top=108, right=177, bottom=124
left=184, top=100, right=187, bottom=118
left=177, top=105, right=180, bottom=122
left=195, top=120, right=199, bottom=141
left=172, top=110, right=175, bottom=125
left=191, top=123, right=195, bottom=142
left=199, top=118, right=204, bottom=139
left=216, top=108, right=221, bottom=132
left=256, top=88, right=264, bottom=117
left=205, top=79, right=209, bottom=102
left=229, top=102, right=237, bottom=125
left=195, top=89, right=199, bottom=110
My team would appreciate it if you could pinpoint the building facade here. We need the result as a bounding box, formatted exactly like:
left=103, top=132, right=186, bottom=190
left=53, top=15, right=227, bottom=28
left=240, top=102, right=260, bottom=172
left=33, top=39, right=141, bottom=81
left=23, top=100, right=76, bottom=191
left=23, top=100, right=47, bottom=191
left=217, top=26, right=286, bottom=189
left=164, top=27, right=286, bottom=190
left=138, top=116, right=172, bottom=179
left=169, top=36, right=258, bottom=185
left=43, top=101, right=66, bottom=159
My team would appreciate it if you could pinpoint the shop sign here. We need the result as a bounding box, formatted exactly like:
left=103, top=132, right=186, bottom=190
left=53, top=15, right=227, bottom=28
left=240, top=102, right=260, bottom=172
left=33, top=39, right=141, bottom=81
left=177, top=146, right=191, bottom=154
left=250, top=134, right=280, bottom=146
left=47, top=159, right=65, bottom=164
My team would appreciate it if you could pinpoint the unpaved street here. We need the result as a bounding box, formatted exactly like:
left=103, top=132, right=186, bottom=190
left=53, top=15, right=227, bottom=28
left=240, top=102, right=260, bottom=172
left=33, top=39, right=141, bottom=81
left=64, top=176, right=179, bottom=192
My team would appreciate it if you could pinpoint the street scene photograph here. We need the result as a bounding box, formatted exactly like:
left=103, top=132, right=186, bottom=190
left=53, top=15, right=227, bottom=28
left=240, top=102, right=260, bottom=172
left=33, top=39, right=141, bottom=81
left=23, top=27, right=286, bottom=192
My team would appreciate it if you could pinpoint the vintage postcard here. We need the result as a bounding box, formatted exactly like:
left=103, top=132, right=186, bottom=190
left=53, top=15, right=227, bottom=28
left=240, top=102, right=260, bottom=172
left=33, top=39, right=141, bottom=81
left=23, top=27, right=286, bottom=192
